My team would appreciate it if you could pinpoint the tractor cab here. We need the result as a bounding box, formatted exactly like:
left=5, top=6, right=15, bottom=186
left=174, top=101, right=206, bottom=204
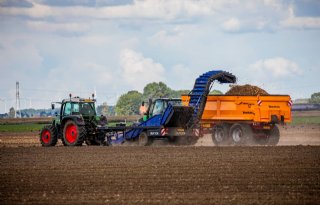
left=61, top=98, right=96, bottom=117
left=143, top=98, right=182, bottom=120
left=51, top=97, right=96, bottom=119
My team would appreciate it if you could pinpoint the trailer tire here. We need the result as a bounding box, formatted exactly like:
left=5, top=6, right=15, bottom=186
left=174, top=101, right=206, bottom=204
left=230, top=123, right=253, bottom=145
left=212, top=124, right=230, bottom=146
left=267, top=125, right=280, bottom=145
left=138, top=132, right=150, bottom=146
left=40, top=125, right=58, bottom=147
left=63, top=120, right=86, bottom=146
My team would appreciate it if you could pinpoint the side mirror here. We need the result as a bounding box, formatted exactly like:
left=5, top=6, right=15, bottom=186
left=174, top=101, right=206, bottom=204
left=51, top=103, right=55, bottom=110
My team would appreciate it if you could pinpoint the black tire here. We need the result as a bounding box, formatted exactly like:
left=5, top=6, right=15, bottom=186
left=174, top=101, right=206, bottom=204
left=85, top=139, right=100, bottom=146
left=62, top=120, right=86, bottom=146
left=267, top=125, right=280, bottom=145
left=85, top=134, right=103, bottom=146
left=254, top=132, right=269, bottom=145
left=40, top=125, right=58, bottom=147
left=173, top=135, right=198, bottom=145
left=168, top=136, right=177, bottom=143
left=229, top=123, right=253, bottom=145
left=138, top=132, right=150, bottom=146
left=212, top=124, right=231, bottom=146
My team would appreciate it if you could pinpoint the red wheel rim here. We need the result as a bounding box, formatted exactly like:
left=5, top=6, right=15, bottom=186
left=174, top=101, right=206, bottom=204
left=65, top=124, right=78, bottom=143
left=41, top=130, right=51, bottom=144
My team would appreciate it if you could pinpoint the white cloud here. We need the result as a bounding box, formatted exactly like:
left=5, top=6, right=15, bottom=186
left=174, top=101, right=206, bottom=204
left=79, top=35, right=110, bottom=45
left=250, top=57, right=301, bottom=78
left=280, top=6, right=320, bottom=29
left=150, top=27, right=185, bottom=45
left=0, top=43, right=43, bottom=71
left=169, top=64, right=195, bottom=90
left=222, top=18, right=241, bottom=32
left=2, top=0, right=319, bottom=33
left=120, top=49, right=165, bottom=91
left=27, top=21, right=90, bottom=33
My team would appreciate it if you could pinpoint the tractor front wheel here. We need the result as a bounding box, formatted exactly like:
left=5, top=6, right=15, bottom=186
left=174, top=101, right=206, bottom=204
left=40, top=125, right=57, bottom=147
left=63, top=120, right=86, bottom=146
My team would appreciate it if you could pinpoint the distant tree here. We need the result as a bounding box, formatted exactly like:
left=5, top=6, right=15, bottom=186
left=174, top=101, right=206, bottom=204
left=9, top=107, right=15, bottom=118
left=97, top=102, right=109, bottom=116
left=143, top=82, right=175, bottom=100
left=210, top=90, right=223, bottom=95
left=176, top=90, right=191, bottom=95
left=309, top=92, right=320, bottom=103
left=115, top=91, right=143, bottom=115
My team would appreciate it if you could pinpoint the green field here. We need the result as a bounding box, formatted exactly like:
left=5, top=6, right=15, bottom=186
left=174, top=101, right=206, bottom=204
left=290, top=116, right=320, bottom=125
left=0, top=124, right=45, bottom=132
left=0, top=121, right=134, bottom=132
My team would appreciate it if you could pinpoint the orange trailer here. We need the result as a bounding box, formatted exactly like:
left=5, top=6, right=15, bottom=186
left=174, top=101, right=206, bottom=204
left=181, top=94, right=292, bottom=145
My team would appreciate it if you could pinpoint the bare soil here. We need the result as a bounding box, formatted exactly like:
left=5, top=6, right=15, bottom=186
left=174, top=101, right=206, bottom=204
left=1, top=118, right=320, bottom=204
left=1, top=146, right=320, bottom=205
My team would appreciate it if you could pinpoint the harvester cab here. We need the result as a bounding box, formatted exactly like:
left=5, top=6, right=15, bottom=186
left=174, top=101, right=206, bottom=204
left=143, top=98, right=182, bottom=120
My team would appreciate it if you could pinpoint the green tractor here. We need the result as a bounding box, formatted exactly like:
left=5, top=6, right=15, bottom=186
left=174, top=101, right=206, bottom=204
left=40, top=95, right=107, bottom=146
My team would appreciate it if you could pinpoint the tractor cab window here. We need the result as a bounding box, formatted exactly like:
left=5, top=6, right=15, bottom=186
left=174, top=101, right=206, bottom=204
left=167, top=100, right=181, bottom=106
left=73, top=103, right=79, bottom=113
left=63, top=103, right=72, bottom=115
left=80, top=102, right=95, bottom=116
left=63, top=102, right=81, bottom=115
left=152, top=100, right=164, bottom=116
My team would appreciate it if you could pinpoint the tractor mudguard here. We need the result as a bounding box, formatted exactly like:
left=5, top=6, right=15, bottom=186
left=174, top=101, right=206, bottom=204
left=61, top=116, right=86, bottom=127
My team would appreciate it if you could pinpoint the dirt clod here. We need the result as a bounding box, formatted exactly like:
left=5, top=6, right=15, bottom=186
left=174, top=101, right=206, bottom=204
left=225, top=84, right=269, bottom=96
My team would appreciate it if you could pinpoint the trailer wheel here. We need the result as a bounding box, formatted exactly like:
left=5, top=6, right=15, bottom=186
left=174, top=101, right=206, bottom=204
left=254, top=132, right=269, bottom=145
left=138, top=132, right=150, bottom=146
left=40, top=125, right=57, bottom=147
left=63, top=120, right=86, bottom=146
left=230, top=123, right=253, bottom=145
left=212, top=124, right=230, bottom=146
left=267, top=125, right=280, bottom=145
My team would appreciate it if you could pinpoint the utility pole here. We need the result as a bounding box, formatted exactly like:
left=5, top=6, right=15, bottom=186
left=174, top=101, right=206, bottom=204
left=16, top=81, right=20, bottom=118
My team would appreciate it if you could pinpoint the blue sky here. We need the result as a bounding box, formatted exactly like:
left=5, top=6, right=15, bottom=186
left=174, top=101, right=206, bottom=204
left=0, top=0, right=320, bottom=111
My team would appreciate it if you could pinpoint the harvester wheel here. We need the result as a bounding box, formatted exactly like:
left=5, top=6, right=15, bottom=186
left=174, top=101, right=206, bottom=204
left=267, top=125, right=280, bottom=145
left=62, top=120, right=86, bottom=146
left=212, top=124, right=231, bottom=146
left=40, top=125, right=57, bottom=147
left=138, top=132, right=150, bottom=146
left=168, top=136, right=177, bottom=143
left=230, top=123, right=253, bottom=145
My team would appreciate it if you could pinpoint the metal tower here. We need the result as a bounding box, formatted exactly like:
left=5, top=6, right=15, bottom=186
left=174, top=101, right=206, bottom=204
left=15, top=81, right=20, bottom=118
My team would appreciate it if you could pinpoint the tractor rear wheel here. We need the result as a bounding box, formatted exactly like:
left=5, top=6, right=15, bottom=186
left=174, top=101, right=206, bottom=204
left=138, top=132, right=151, bottom=146
left=40, top=125, right=57, bottom=147
left=230, top=123, right=253, bottom=145
left=267, top=125, right=280, bottom=145
left=212, top=124, right=230, bottom=146
left=63, top=120, right=86, bottom=146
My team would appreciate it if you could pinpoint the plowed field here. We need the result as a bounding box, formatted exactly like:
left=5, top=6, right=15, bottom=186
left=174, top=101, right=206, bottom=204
left=1, top=146, right=320, bottom=205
